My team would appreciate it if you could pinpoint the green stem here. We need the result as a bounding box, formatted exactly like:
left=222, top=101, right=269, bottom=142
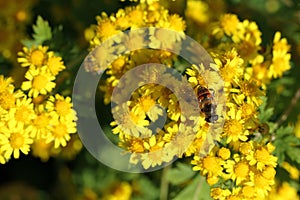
left=160, top=164, right=171, bottom=200
left=192, top=175, right=205, bottom=200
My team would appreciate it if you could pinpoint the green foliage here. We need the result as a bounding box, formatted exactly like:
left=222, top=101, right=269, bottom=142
left=166, top=162, right=196, bottom=185
left=22, top=16, right=52, bottom=47
left=132, top=177, right=159, bottom=200
left=258, top=96, right=274, bottom=123
left=273, top=125, right=300, bottom=165
left=173, top=175, right=212, bottom=200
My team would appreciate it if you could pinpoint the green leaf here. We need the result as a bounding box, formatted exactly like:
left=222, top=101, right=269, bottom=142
left=21, top=16, right=52, bottom=47
left=132, top=177, right=159, bottom=200
left=166, top=162, right=196, bottom=185
left=258, top=96, right=274, bottom=123
left=173, top=175, right=212, bottom=200
left=286, top=146, right=300, bottom=164
left=274, top=125, right=300, bottom=164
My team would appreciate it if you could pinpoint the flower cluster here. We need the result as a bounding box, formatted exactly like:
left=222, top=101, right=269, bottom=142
left=85, top=0, right=295, bottom=199
left=0, top=45, right=79, bottom=164
left=188, top=7, right=291, bottom=198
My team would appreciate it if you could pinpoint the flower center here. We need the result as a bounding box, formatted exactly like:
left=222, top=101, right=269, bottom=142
left=15, top=105, right=33, bottom=123
left=234, top=163, right=249, bottom=178
left=30, top=50, right=45, bottom=66
left=0, top=92, right=15, bottom=110
left=52, top=123, right=68, bottom=138
left=255, top=147, right=269, bottom=163
left=32, top=75, right=48, bottom=90
left=10, top=133, right=25, bottom=149
left=140, top=96, right=155, bottom=112
left=203, top=156, right=222, bottom=175
left=224, top=120, right=243, bottom=137
left=47, top=57, right=63, bottom=75
left=55, top=100, right=71, bottom=116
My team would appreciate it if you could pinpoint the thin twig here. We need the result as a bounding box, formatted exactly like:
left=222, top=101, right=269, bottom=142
left=275, top=86, right=300, bottom=128
left=160, top=164, right=171, bottom=200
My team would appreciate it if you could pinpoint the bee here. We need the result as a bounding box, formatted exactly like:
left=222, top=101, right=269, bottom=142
left=196, top=86, right=218, bottom=123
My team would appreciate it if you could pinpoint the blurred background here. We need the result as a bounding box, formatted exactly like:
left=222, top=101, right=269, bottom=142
left=0, top=0, right=300, bottom=199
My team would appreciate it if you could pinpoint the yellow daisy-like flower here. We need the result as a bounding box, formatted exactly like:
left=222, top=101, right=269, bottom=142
left=46, top=51, right=66, bottom=76
left=192, top=154, right=224, bottom=177
left=233, top=161, right=251, bottom=185
left=27, top=105, right=55, bottom=139
left=268, top=50, right=291, bottom=79
left=21, top=67, right=56, bottom=98
left=46, top=119, right=77, bottom=148
left=216, top=48, right=244, bottom=84
left=0, top=121, right=33, bottom=159
left=0, top=75, right=14, bottom=93
left=17, top=45, right=49, bottom=68
left=272, top=32, right=290, bottom=53
left=213, top=14, right=243, bottom=39
left=46, top=94, right=77, bottom=121
left=140, top=136, right=169, bottom=169
left=247, top=143, right=277, bottom=171
left=223, top=109, right=248, bottom=143
left=8, top=96, right=35, bottom=126
left=111, top=103, right=151, bottom=138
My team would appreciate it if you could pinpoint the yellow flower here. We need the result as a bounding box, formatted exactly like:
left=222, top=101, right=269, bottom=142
left=111, top=103, right=151, bottom=138
left=273, top=32, right=290, bottom=53
left=21, top=67, right=56, bottom=98
left=266, top=182, right=300, bottom=200
left=8, top=96, right=35, bottom=126
left=17, top=45, right=49, bottom=68
left=268, top=50, right=291, bottom=79
left=185, top=0, right=209, bottom=26
left=46, top=51, right=66, bottom=76
left=46, top=119, right=77, bottom=148
left=218, top=147, right=231, bottom=160
left=0, top=75, right=14, bottom=93
left=223, top=109, right=248, bottom=143
left=31, top=138, right=53, bottom=162
left=95, top=15, right=120, bottom=42
left=233, top=161, right=250, bottom=185
left=217, top=48, right=244, bottom=84
left=268, top=32, right=291, bottom=79
left=57, top=134, right=83, bottom=160
left=212, top=14, right=243, bottom=41
left=210, top=188, right=231, bottom=200
left=247, top=144, right=277, bottom=171
left=0, top=89, right=16, bottom=110
left=27, top=105, right=55, bottom=139
left=102, top=182, right=132, bottom=200
left=0, top=120, right=33, bottom=159
left=281, top=162, right=300, bottom=180
left=46, top=94, right=77, bottom=121
left=193, top=154, right=224, bottom=177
